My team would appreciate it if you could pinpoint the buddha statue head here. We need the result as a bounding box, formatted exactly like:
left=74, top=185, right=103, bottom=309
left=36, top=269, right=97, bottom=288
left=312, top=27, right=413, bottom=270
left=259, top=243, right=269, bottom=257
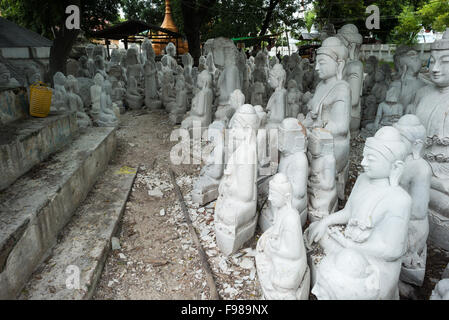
left=394, top=114, right=426, bottom=159
left=374, top=68, right=385, bottom=83
left=199, top=55, right=207, bottom=67
left=94, top=55, right=105, bottom=70
left=126, top=47, right=139, bottom=66
left=287, top=79, right=298, bottom=91
left=54, top=72, right=67, bottom=87
left=142, top=38, right=155, bottom=61
left=230, top=89, right=245, bottom=110
left=255, top=51, right=266, bottom=69
left=94, top=73, right=104, bottom=86
left=364, top=56, right=378, bottom=74
left=279, top=118, right=307, bottom=154
left=337, top=24, right=363, bottom=61
left=182, top=53, right=193, bottom=68
left=197, top=70, right=212, bottom=90
left=268, top=64, right=286, bottom=89
left=315, top=37, right=348, bottom=81
left=288, top=53, right=301, bottom=71
left=85, top=44, right=95, bottom=59
left=268, top=173, right=293, bottom=209
left=308, top=128, right=333, bottom=157
left=165, top=42, right=176, bottom=57
left=429, top=28, right=449, bottom=88
left=231, top=104, right=259, bottom=131
left=79, top=55, right=88, bottom=68
left=110, top=49, right=121, bottom=65
left=362, top=126, right=408, bottom=186
left=385, top=86, right=400, bottom=103
left=320, top=23, right=336, bottom=41
left=399, top=48, right=421, bottom=77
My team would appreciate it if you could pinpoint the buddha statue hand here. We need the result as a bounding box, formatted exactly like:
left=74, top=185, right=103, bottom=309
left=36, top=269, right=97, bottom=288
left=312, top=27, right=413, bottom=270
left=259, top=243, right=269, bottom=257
left=305, top=220, right=329, bottom=248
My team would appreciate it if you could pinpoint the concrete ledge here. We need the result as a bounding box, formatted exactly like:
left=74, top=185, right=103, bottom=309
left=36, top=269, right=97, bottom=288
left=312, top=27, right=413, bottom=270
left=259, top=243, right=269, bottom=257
left=0, top=112, right=78, bottom=191
left=19, top=165, right=136, bottom=300
left=0, top=127, right=116, bottom=299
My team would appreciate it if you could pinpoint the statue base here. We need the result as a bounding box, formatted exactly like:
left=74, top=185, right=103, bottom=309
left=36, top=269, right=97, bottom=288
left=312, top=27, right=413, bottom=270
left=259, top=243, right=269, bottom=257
left=215, top=215, right=258, bottom=256
left=192, top=185, right=219, bottom=206
left=428, top=208, right=449, bottom=251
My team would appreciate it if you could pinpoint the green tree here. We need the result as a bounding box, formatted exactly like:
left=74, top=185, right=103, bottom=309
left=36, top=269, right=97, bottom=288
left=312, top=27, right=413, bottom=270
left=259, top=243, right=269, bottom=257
left=419, top=0, right=449, bottom=32
left=390, top=5, right=421, bottom=44
left=0, top=0, right=121, bottom=81
left=304, top=9, right=316, bottom=32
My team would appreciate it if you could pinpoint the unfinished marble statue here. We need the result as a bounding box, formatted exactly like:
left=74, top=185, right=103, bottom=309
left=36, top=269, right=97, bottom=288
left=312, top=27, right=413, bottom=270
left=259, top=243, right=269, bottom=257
left=108, top=49, right=127, bottom=83
left=126, top=75, right=144, bottom=110
left=143, top=40, right=161, bottom=110
left=160, top=71, right=176, bottom=112
left=286, top=80, right=303, bottom=118
left=414, top=29, right=449, bottom=251
left=163, top=42, right=178, bottom=73
left=307, top=128, right=337, bottom=223
left=393, top=115, right=431, bottom=286
left=337, top=24, right=364, bottom=135
left=373, top=86, right=404, bottom=129
left=250, top=81, right=266, bottom=108
left=181, top=70, right=214, bottom=130
left=112, top=80, right=126, bottom=114
left=66, top=75, right=92, bottom=129
left=104, top=79, right=121, bottom=120
left=94, top=55, right=108, bottom=80
left=225, top=89, right=246, bottom=128
left=192, top=120, right=226, bottom=205
left=90, top=73, right=118, bottom=127
left=361, top=94, right=378, bottom=128
left=77, top=56, right=91, bottom=78
left=51, top=72, right=69, bottom=112
left=306, top=126, right=411, bottom=300
left=370, top=68, right=388, bottom=106
left=303, top=37, right=351, bottom=201
left=216, top=43, right=241, bottom=120
left=430, top=279, right=449, bottom=300
left=198, top=55, right=207, bottom=73
left=259, top=118, right=309, bottom=231
left=286, top=53, right=304, bottom=92
left=169, top=76, right=189, bottom=125
left=363, top=56, right=378, bottom=96
left=253, top=52, right=268, bottom=85
left=266, top=64, right=287, bottom=129
left=256, top=173, right=310, bottom=300
left=390, top=46, right=426, bottom=114
left=215, top=104, right=259, bottom=256
left=85, top=44, right=96, bottom=78
left=126, top=47, right=144, bottom=87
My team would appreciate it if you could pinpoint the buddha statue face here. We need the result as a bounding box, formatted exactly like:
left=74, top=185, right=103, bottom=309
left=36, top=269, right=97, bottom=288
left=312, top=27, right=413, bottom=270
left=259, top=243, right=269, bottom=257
left=94, top=73, right=104, bottom=86
left=361, top=147, right=392, bottom=179
left=315, top=54, right=338, bottom=80
left=287, top=79, right=297, bottom=90
left=166, top=42, right=176, bottom=57
left=268, top=64, right=286, bottom=89
left=400, top=49, right=421, bottom=75
left=268, top=173, right=292, bottom=209
left=197, top=70, right=211, bottom=89
left=429, top=50, right=449, bottom=88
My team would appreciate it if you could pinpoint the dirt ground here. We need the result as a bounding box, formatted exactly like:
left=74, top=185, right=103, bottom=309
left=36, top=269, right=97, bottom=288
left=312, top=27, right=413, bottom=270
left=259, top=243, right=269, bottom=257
left=93, top=110, right=448, bottom=300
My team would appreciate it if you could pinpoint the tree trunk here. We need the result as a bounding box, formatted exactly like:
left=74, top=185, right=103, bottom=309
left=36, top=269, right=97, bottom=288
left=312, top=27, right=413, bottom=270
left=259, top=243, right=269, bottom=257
left=258, top=0, right=281, bottom=37
left=48, top=28, right=80, bottom=84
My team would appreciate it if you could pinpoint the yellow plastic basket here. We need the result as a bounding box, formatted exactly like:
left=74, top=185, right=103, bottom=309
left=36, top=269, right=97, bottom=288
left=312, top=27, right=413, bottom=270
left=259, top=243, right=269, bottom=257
left=29, top=81, right=52, bottom=118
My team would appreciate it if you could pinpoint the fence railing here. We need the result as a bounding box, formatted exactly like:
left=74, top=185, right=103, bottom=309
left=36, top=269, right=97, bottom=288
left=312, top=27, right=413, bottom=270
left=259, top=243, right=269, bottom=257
left=360, top=43, right=432, bottom=64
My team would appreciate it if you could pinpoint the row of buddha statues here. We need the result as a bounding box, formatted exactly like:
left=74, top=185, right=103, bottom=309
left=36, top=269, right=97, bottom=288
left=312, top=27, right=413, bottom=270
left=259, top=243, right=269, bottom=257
left=190, top=28, right=449, bottom=300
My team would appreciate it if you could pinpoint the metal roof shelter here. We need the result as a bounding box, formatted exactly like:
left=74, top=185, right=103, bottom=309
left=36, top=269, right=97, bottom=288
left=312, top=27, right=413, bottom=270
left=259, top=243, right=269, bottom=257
left=89, top=19, right=186, bottom=57
left=0, top=17, right=52, bottom=48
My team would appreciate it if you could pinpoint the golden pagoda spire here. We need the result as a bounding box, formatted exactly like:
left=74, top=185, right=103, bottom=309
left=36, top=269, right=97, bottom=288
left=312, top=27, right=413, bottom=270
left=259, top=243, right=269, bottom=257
left=160, top=0, right=178, bottom=32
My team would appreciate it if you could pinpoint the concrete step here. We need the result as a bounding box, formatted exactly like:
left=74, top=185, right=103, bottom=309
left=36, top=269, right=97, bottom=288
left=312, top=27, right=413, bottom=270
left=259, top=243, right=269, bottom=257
left=19, top=165, right=137, bottom=300
left=0, top=111, right=78, bottom=191
left=0, top=127, right=116, bottom=299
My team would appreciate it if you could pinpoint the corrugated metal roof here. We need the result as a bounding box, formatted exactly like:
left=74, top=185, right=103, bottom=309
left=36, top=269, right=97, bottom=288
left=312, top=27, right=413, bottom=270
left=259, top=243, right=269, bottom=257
left=0, top=17, right=53, bottom=48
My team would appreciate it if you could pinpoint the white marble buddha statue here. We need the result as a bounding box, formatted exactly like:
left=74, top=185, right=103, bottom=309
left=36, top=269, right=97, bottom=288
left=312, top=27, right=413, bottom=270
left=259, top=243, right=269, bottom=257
left=192, top=120, right=226, bottom=206
left=112, top=80, right=126, bottom=114
left=303, top=37, right=351, bottom=201
left=160, top=71, right=176, bottom=111
left=286, top=53, right=304, bottom=92
left=126, top=47, right=144, bottom=87
left=337, top=24, right=364, bottom=136
left=163, top=42, right=178, bottom=73
left=256, top=173, right=310, bottom=300
left=181, top=70, right=214, bottom=130
left=51, top=72, right=69, bottom=112
left=90, top=73, right=118, bottom=127
left=215, top=104, right=259, bottom=256
left=77, top=56, right=91, bottom=78
left=226, top=89, right=246, bottom=128
left=143, top=40, right=160, bottom=110
left=430, top=279, right=449, bottom=300
left=169, top=76, right=188, bottom=124
left=250, top=81, right=266, bottom=108
left=372, top=86, right=404, bottom=129
left=94, top=55, right=108, bottom=79
left=390, top=46, right=425, bottom=114
left=305, top=126, right=411, bottom=300
left=361, top=94, right=378, bottom=129
left=363, top=56, right=378, bottom=96
left=286, top=79, right=303, bottom=118
left=85, top=44, right=96, bottom=78
left=266, top=64, right=287, bottom=129
left=260, top=118, right=309, bottom=231
left=126, top=75, right=144, bottom=110
left=370, top=68, right=388, bottom=105
left=307, top=128, right=337, bottom=223
left=216, top=45, right=241, bottom=119
left=393, top=115, right=431, bottom=286
left=66, top=75, right=92, bottom=129
left=413, top=29, right=449, bottom=251
left=198, top=55, right=207, bottom=73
